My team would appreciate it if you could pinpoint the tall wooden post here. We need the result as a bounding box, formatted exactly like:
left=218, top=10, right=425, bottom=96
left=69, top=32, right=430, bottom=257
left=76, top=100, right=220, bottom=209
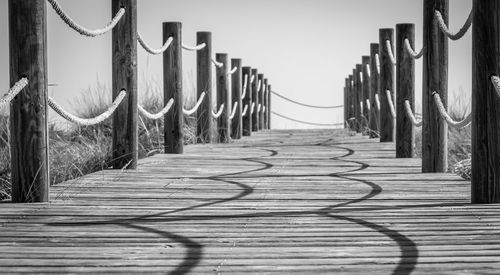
left=422, top=0, right=448, bottom=172
left=258, top=77, right=265, bottom=130
left=164, top=22, right=183, bottom=154
left=251, top=69, right=259, bottom=131
left=231, top=59, right=243, bottom=139
left=352, top=68, right=360, bottom=132
left=112, top=0, right=138, bottom=169
left=196, top=32, right=213, bottom=143
left=362, top=56, right=371, bottom=135
left=242, top=66, right=252, bottom=136
left=369, top=43, right=380, bottom=138
left=216, top=53, right=230, bottom=143
left=396, top=24, right=416, bottom=158
left=348, top=74, right=354, bottom=129
left=267, top=84, right=272, bottom=129
left=263, top=79, right=268, bottom=130
left=9, top=0, right=49, bottom=202
left=471, top=0, right=500, bottom=203
left=257, top=74, right=265, bottom=130
left=379, top=28, right=395, bottom=142
left=344, top=78, right=349, bottom=128
left=355, top=64, right=363, bottom=133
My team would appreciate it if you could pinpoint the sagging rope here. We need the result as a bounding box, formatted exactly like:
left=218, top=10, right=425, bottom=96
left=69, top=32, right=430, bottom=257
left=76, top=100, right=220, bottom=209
left=241, top=74, right=249, bottom=99
left=229, top=102, right=238, bottom=120
left=386, top=90, right=397, bottom=119
left=212, top=103, right=225, bottom=119
left=241, top=104, right=249, bottom=117
left=385, top=40, right=397, bottom=65
left=404, top=38, right=424, bottom=59
left=404, top=100, right=422, bottom=127
left=183, top=92, right=206, bottom=116
left=272, top=111, right=343, bottom=127
left=182, top=43, right=206, bottom=51
left=49, top=90, right=126, bottom=126
left=227, top=67, right=237, bottom=76
left=435, top=10, right=473, bottom=41
left=212, top=58, right=223, bottom=68
left=375, top=93, right=381, bottom=112
left=0, top=78, right=28, bottom=108
left=432, top=92, right=471, bottom=128
left=271, top=90, right=344, bottom=109
left=138, top=98, right=174, bottom=120
left=491, top=75, right=500, bottom=98
left=138, top=33, right=173, bottom=55
left=47, top=0, right=124, bottom=37
left=375, top=54, right=381, bottom=74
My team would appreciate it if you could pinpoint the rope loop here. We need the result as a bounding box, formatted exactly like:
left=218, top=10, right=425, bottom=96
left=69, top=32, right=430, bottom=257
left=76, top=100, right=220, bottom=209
left=138, top=33, right=173, bottom=55
left=183, top=92, right=206, bottom=115
left=0, top=77, right=28, bottom=108
left=227, top=67, right=238, bottom=76
left=241, top=104, right=249, bottom=117
left=229, top=102, right=238, bottom=120
left=404, top=38, right=424, bottom=59
left=182, top=43, right=206, bottom=51
left=212, top=103, right=225, bottom=119
left=432, top=91, right=472, bottom=128
left=138, top=98, right=174, bottom=120
left=211, top=58, right=223, bottom=68
left=435, top=9, right=473, bottom=41
left=404, top=100, right=422, bottom=127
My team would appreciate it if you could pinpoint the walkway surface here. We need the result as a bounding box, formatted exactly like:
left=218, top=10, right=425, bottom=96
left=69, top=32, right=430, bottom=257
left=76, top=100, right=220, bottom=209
left=0, top=129, right=499, bottom=274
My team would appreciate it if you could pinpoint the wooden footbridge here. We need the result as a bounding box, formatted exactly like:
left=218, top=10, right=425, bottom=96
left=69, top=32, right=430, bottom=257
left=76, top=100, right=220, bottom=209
left=1, top=129, right=499, bottom=274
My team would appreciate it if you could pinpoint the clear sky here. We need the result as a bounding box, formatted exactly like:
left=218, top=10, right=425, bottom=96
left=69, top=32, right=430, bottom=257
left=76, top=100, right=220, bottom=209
left=0, top=0, right=471, bottom=129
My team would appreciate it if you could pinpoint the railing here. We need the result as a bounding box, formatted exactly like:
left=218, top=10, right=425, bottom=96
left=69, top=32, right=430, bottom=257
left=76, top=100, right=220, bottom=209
left=2, top=0, right=273, bottom=203
left=343, top=0, right=499, bottom=204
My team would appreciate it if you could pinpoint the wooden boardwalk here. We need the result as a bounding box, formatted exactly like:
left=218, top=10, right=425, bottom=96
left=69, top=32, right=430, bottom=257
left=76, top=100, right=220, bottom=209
left=0, top=129, right=499, bottom=274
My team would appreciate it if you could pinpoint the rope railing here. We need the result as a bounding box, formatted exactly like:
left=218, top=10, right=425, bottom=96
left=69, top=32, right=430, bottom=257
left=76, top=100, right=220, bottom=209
left=182, top=92, right=206, bottom=116
left=435, top=10, right=473, bottom=41
left=375, top=93, right=381, bottom=112
left=241, top=74, right=249, bottom=99
left=138, top=98, right=174, bottom=120
left=404, top=38, right=424, bottom=59
left=182, top=43, right=206, bottom=51
left=137, top=33, right=173, bottom=55
left=49, top=90, right=127, bottom=126
left=212, top=103, right=225, bottom=119
left=404, top=100, right=422, bottom=127
left=47, top=0, right=125, bottom=37
left=386, top=90, right=396, bottom=119
left=227, top=67, right=238, bottom=76
left=229, top=102, right=238, bottom=120
left=0, top=78, right=28, bottom=108
left=211, top=57, right=223, bottom=68
left=272, top=111, right=343, bottom=127
left=375, top=54, right=381, bottom=74
left=271, top=90, right=344, bottom=109
left=432, top=92, right=472, bottom=128
left=241, top=104, right=249, bottom=117
left=491, top=75, right=500, bottom=98
left=385, top=40, right=397, bottom=65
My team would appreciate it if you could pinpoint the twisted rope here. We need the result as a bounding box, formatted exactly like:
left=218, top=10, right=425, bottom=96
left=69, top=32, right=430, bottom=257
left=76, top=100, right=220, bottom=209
left=241, top=74, right=249, bottom=99
left=49, top=90, right=126, bottom=126
left=271, top=91, right=343, bottom=109
left=365, top=64, right=371, bottom=78
left=263, top=106, right=266, bottom=112
left=435, top=10, right=473, bottom=41
left=491, top=75, right=500, bottom=98
left=182, top=43, right=206, bottom=51
left=404, top=38, right=424, bottom=59
left=432, top=92, right=471, bottom=128
left=183, top=92, right=206, bottom=115
left=212, top=103, right=225, bottom=119
left=0, top=78, right=28, bottom=108
left=250, top=102, right=256, bottom=115
left=366, top=99, right=370, bottom=111
left=257, top=104, right=262, bottom=113
left=375, top=93, right=381, bottom=112
left=250, top=75, right=255, bottom=84
left=385, top=40, right=397, bottom=65
left=212, top=57, right=223, bottom=68
left=138, top=33, right=173, bottom=55
left=386, top=90, right=396, bottom=119
left=257, top=80, right=262, bottom=92
left=375, top=54, right=381, bottom=74
left=229, top=102, right=238, bottom=120
left=272, top=111, right=343, bottom=127
left=359, top=72, right=363, bottom=84
left=241, top=104, right=249, bottom=117
left=47, top=0, right=125, bottom=37
left=227, top=67, right=237, bottom=76
left=359, top=101, right=363, bottom=112
left=138, top=98, right=174, bottom=120
left=404, top=100, right=422, bottom=127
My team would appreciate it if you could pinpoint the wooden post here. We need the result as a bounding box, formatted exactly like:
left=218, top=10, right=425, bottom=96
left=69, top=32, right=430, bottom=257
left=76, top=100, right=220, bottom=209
left=348, top=74, right=354, bottom=130
left=471, top=0, right=500, bottom=203
left=163, top=22, right=183, bottom=154
left=352, top=69, right=359, bottom=132
left=422, top=0, right=448, bottom=172
left=216, top=53, right=230, bottom=143
left=362, top=56, right=371, bottom=135
left=257, top=74, right=265, bottom=130
left=251, top=69, right=259, bottom=131
left=355, top=64, right=363, bottom=133
left=258, top=77, right=266, bottom=130
left=242, top=66, right=252, bottom=136
left=369, top=43, right=380, bottom=138
left=230, top=59, right=243, bottom=139
left=344, top=78, right=349, bottom=128
left=267, top=84, right=272, bottom=129
left=196, top=32, right=213, bottom=143
left=379, top=28, right=395, bottom=142
left=263, top=79, right=268, bottom=130
left=9, top=0, right=49, bottom=203
left=396, top=24, right=416, bottom=158
left=112, top=0, right=138, bottom=169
